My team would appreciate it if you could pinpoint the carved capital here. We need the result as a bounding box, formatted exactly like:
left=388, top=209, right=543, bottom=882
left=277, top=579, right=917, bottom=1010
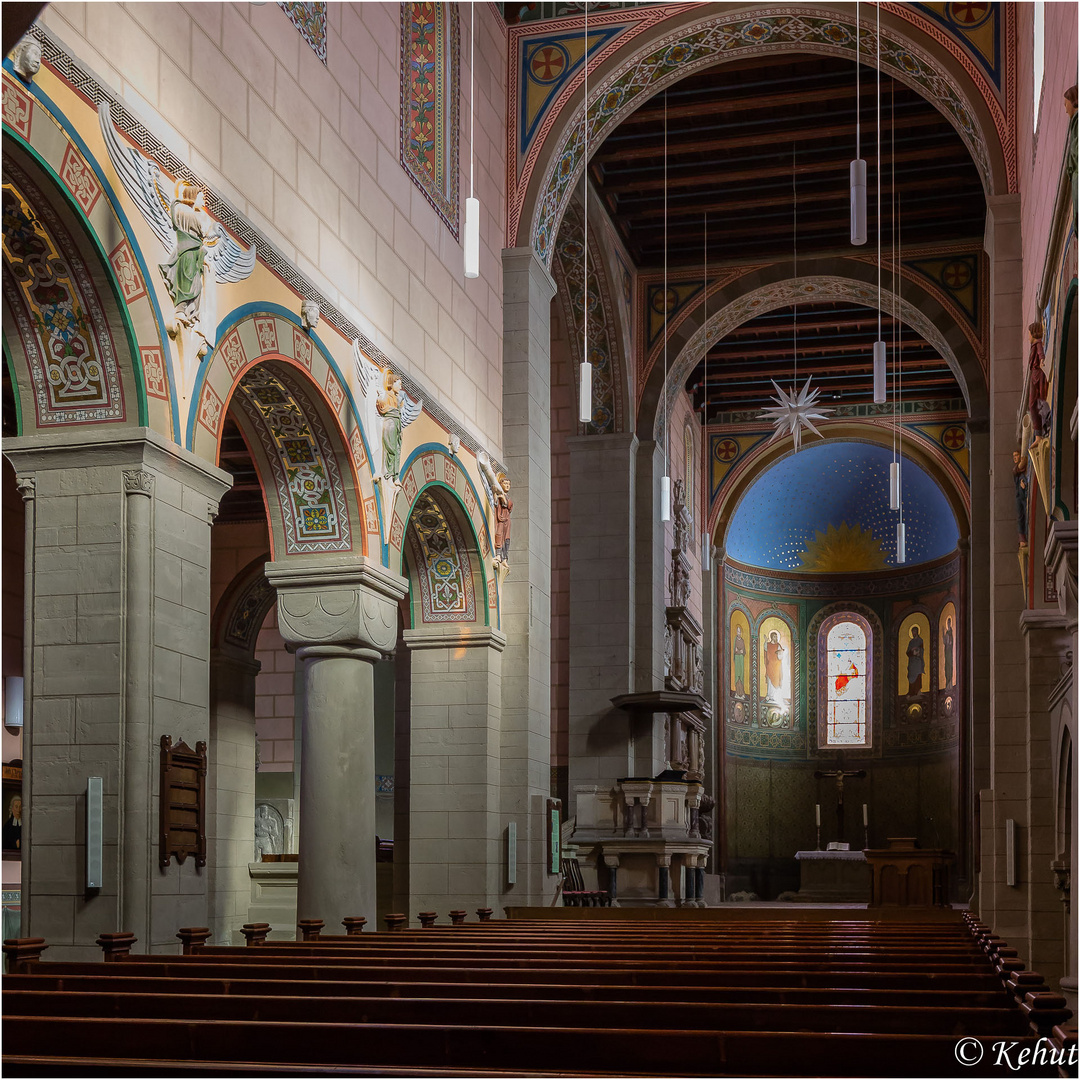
left=123, top=470, right=155, bottom=497
left=15, top=476, right=35, bottom=502
left=265, top=556, right=408, bottom=658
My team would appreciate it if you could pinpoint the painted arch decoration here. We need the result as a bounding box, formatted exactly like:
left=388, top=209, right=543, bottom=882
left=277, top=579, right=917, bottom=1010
left=3, top=71, right=170, bottom=433
left=191, top=308, right=380, bottom=556
left=525, top=7, right=1004, bottom=265
left=406, top=487, right=477, bottom=626
left=2, top=163, right=128, bottom=428
left=391, top=446, right=498, bottom=625
left=232, top=364, right=354, bottom=555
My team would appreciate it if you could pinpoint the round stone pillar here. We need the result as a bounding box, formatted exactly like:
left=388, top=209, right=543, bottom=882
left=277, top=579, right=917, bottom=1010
left=295, top=643, right=379, bottom=925
left=265, top=557, right=407, bottom=934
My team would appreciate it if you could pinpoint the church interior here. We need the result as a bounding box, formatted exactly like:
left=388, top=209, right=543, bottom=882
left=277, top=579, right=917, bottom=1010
left=1, top=0, right=1078, bottom=1074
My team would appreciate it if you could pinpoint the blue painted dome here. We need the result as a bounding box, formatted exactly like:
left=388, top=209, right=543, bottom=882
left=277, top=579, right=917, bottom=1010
left=725, top=441, right=959, bottom=572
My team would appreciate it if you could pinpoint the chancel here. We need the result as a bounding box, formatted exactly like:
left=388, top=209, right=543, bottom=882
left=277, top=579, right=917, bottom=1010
left=0, top=1, right=1076, bottom=1075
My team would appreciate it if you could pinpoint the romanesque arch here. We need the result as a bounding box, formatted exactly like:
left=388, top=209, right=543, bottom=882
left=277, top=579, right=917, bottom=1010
left=2, top=140, right=150, bottom=434
left=194, top=309, right=375, bottom=562
left=515, top=5, right=1010, bottom=263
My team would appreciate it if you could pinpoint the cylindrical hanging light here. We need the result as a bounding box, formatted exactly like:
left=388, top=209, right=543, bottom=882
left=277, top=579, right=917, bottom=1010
left=578, top=1, right=592, bottom=426
left=896, top=521, right=906, bottom=564
left=850, top=1, right=866, bottom=245
left=889, top=460, right=901, bottom=510
left=464, top=1, right=480, bottom=279
left=578, top=358, right=592, bottom=423
left=701, top=532, right=711, bottom=571
left=659, top=87, right=671, bottom=522
left=850, top=158, right=867, bottom=245
left=464, top=196, right=479, bottom=278
left=873, top=339, right=886, bottom=403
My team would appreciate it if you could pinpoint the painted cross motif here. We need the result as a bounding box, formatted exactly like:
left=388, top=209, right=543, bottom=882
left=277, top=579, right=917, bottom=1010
left=530, top=45, right=567, bottom=82
left=941, top=426, right=966, bottom=450
left=198, top=383, right=224, bottom=436
left=942, top=261, right=972, bottom=288
left=292, top=327, right=313, bottom=370
left=716, top=438, right=739, bottom=462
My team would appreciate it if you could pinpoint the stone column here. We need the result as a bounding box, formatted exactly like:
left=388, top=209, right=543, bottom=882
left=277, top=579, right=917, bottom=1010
left=635, top=441, right=667, bottom=692
left=264, top=557, right=407, bottom=930
left=15, top=475, right=35, bottom=939
left=401, top=626, right=506, bottom=916
left=207, top=648, right=260, bottom=944
left=980, top=194, right=1026, bottom=944
left=502, top=247, right=557, bottom=905
left=120, top=469, right=154, bottom=947
left=567, top=433, right=637, bottom=806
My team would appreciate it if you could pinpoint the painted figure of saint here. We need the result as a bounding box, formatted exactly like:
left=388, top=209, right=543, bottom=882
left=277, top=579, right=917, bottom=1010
left=906, top=625, right=925, bottom=697
left=492, top=474, right=513, bottom=566
left=376, top=369, right=404, bottom=484
left=943, top=617, right=954, bottom=688
left=765, top=630, right=784, bottom=696
left=1013, top=449, right=1029, bottom=544
left=733, top=625, right=746, bottom=697
left=3, top=793, right=22, bottom=853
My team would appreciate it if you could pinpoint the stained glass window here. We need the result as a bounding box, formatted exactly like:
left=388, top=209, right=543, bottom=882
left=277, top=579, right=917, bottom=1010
left=823, top=617, right=869, bottom=746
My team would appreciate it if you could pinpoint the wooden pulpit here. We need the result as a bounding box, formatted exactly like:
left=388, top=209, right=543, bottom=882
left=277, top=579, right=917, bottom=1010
left=864, top=837, right=954, bottom=907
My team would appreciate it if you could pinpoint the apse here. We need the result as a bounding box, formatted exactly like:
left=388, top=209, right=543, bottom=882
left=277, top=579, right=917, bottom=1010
left=726, top=440, right=959, bottom=572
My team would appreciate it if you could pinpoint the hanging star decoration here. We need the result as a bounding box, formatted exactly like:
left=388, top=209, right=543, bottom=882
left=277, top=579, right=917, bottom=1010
left=758, top=376, right=833, bottom=453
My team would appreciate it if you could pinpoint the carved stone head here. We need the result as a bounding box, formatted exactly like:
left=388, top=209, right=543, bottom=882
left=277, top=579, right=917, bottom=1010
left=301, top=298, right=320, bottom=331
left=14, top=38, right=42, bottom=81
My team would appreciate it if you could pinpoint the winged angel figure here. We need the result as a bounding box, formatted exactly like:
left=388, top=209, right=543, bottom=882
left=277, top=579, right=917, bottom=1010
left=98, top=102, right=256, bottom=362
left=352, top=340, right=422, bottom=488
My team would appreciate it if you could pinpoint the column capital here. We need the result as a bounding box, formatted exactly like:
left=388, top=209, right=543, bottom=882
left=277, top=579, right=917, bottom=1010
left=265, top=555, right=408, bottom=658
left=122, top=469, right=155, bottom=498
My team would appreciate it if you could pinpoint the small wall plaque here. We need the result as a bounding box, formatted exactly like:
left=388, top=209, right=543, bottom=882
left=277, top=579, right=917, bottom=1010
left=159, top=735, right=207, bottom=869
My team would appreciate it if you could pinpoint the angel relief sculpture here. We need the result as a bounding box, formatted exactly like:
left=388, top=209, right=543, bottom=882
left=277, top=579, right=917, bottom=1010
left=98, top=102, right=256, bottom=373
left=352, top=340, right=422, bottom=489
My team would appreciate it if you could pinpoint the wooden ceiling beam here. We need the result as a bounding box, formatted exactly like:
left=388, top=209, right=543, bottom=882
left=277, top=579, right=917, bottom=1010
left=595, top=110, right=942, bottom=165
left=625, top=80, right=900, bottom=125
left=601, top=144, right=967, bottom=195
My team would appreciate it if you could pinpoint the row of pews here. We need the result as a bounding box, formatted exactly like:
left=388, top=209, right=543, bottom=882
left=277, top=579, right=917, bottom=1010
left=2, top=909, right=1076, bottom=1076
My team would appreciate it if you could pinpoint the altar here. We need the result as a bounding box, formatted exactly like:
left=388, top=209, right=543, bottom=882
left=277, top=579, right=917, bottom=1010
left=795, top=848, right=871, bottom=903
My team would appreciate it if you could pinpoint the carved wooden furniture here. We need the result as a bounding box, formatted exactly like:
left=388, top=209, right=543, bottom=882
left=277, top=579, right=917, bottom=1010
left=158, top=735, right=207, bottom=870
left=865, top=837, right=954, bottom=907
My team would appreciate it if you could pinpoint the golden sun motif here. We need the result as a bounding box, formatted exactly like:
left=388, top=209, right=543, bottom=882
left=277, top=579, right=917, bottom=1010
left=797, top=522, right=889, bottom=573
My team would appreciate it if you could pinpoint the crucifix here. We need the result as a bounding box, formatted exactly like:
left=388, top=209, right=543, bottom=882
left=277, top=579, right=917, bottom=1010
left=813, top=751, right=866, bottom=843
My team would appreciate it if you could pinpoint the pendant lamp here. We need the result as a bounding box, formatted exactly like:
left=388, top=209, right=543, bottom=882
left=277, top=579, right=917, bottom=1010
left=850, top=2, right=867, bottom=245
left=464, top=1, right=479, bottom=278
left=578, top=2, right=593, bottom=424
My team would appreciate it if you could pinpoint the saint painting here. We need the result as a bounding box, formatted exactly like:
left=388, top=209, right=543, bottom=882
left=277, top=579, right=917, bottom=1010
left=939, top=603, right=957, bottom=690
left=729, top=609, right=750, bottom=699
left=897, top=612, right=931, bottom=698
left=758, top=616, right=793, bottom=724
